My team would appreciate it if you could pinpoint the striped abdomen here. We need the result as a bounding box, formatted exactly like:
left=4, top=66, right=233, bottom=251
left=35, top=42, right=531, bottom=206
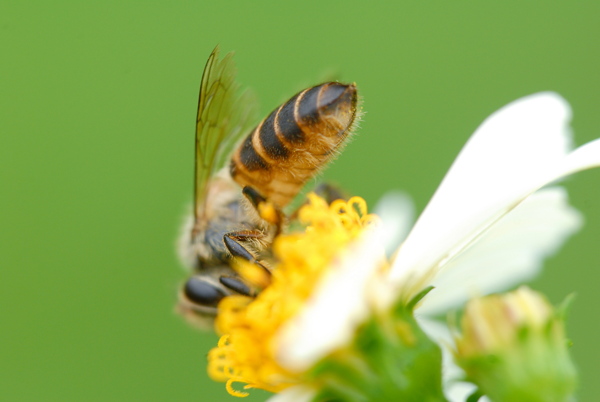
left=230, top=82, right=358, bottom=207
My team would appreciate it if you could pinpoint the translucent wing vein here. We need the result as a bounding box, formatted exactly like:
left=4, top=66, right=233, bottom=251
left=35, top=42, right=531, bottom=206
left=194, top=46, right=258, bottom=220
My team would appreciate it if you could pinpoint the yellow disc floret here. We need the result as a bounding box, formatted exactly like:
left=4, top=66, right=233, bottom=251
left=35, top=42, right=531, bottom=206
left=207, top=193, right=378, bottom=397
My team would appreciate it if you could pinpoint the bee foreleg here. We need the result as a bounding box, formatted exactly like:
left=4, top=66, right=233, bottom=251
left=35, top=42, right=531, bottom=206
left=288, top=182, right=348, bottom=221
left=223, top=231, right=271, bottom=276
left=242, top=186, right=283, bottom=228
left=242, top=185, right=267, bottom=207
left=314, top=182, right=347, bottom=204
left=219, top=275, right=255, bottom=297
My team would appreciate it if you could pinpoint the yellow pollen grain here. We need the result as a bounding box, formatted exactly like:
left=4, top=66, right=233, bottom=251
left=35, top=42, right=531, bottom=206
left=234, top=261, right=271, bottom=289
left=258, top=202, right=279, bottom=225
left=207, top=192, right=377, bottom=397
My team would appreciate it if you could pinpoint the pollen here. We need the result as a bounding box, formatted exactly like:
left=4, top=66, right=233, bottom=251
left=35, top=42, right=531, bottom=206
left=207, top=193, right=378, bottom=397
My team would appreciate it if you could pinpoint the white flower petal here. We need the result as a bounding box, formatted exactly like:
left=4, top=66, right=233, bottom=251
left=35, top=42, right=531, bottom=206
left=559, top=137, right=600, bottom=176
left=275, top=229, right=386, bottom=371
left=266, top=385, right=316, bottom=402
left=446, top=382, right=491, bottom=402
left=418, top=317, right=491, bottom=402
left=374, top=191, right=415, bottom=255
left=389, top=92, right=599, bottom=301
left=418, top=187, right=582, bottom=315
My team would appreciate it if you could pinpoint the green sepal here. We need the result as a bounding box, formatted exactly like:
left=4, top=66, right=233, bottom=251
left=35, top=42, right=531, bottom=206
left=466, top=389, right=484, bottom=402
left=556, top=292, right=576, bottom=321
left=307, top=302, right=447, bottom=401
left=406, top=285, right=435, bottom=311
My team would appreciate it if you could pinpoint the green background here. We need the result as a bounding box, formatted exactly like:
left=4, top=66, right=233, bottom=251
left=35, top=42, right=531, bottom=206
left=2, top=1, right=599, bottom=401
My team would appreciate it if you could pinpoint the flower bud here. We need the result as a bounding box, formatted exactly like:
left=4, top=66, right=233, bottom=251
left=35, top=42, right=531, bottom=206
left=454, top=287, right=577, bottom=401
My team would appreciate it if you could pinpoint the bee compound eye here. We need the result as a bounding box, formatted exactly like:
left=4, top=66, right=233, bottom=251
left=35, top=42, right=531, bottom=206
left=183, top=277, right=226, bottom=307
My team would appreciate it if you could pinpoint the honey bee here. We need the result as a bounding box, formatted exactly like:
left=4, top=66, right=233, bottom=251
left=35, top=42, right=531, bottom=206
left=177, top=47, right=358, bottom=326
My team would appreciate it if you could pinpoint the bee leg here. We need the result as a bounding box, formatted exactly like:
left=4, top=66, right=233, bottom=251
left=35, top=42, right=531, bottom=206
left=242, top=186, right=284, bottom=229
left=219, top=275, right=255, bottom=297
left=288, top=182, right=348, bottom=221
left=223, top=230, right=272, bottom=276
left=314, top=182, right=347, bottom=204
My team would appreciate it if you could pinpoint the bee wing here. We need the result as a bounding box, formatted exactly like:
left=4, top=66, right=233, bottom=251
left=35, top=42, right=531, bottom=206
left=194, top=47, right=258, bottom=220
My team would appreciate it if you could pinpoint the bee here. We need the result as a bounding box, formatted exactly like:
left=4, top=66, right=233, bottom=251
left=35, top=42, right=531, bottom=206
left=177, top=47, right=358, bottom=326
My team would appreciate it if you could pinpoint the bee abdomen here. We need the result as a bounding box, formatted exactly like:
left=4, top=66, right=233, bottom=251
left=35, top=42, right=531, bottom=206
left=231, top=82, right=358, bottom=207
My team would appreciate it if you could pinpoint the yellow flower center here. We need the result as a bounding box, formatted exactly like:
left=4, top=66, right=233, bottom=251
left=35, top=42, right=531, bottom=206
left=207, top=193, right=378, bottom=397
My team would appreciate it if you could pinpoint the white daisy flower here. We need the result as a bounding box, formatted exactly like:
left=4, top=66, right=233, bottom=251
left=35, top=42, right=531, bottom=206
left=208, top=92, right=600, bottom=400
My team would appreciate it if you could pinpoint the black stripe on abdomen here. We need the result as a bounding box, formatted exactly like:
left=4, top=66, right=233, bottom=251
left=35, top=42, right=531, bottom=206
left=277, top=94, right=305, bottom=144
left=238, top=134, right=270, bottom=171
left=297, top=85, right=322, bottom=125
left=259, top=109, right=290, bottom=160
